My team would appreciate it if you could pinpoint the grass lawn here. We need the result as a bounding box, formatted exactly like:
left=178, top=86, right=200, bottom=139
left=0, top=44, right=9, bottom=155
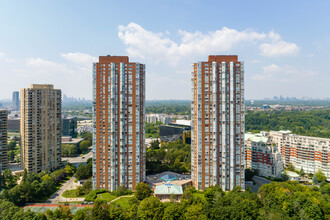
left=95, top=192, right=117, bottom=202
left=110, top=196, right=133, bottom=208
left=62, top=189, right=86, bottom=198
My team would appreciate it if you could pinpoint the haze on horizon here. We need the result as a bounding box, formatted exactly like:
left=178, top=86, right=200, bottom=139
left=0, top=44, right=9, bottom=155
left=0, top=1, right=329, bottom=100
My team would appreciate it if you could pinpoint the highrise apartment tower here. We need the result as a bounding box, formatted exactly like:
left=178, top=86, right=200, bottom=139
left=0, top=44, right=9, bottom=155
left=12, top=91, right=19, bottom=110
left=0, top=110, right=8, bottom=171
left=93, top=56, right=145, bottom=190
left=20, top=84, right=62, bottom=172
left=191, top=55, right=245, bottom=191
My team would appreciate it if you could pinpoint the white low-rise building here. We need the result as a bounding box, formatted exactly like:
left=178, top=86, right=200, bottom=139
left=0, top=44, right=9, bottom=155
left=269, top=130, right=330, bottom=180
left=245, top=132, right=284, bottom=178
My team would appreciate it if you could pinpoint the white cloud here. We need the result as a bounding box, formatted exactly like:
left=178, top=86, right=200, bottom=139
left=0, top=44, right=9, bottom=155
left=61, top=52, right=97, bottom=64
left=252, top=64, right=317, bottom=81
left=0, top=52, right=16, bottom=63
left=259, top=40, right=300, bottom=57
left=4, top=54, right=96, bottom=99
left=118, top=23, right=300, bottom=66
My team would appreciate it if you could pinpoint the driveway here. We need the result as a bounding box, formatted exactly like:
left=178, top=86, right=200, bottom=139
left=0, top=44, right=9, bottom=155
left=46, top=176, right=84, bottom=204
left=251, top=176, right=271, bottom=193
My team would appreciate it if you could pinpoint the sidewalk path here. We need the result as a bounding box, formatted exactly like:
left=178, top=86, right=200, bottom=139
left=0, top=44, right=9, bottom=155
left=108, top=195, right=134, bottom=204
left=46, top=177, right=85, bottom=204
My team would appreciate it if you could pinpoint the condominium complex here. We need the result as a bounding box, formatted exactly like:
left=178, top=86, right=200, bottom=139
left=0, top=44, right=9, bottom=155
left=20, top=84, right=62, bottom=172
left=0, top=110, right=8, bottom=171
left=146, top=114, right=171, bottom=124
left=92, top=56, right=145, bottom=190
left=191, top=55, right=245, bottom=191
left=245, top=132, right=283, bottom=178
left=269, top=130, right=330, bottom=180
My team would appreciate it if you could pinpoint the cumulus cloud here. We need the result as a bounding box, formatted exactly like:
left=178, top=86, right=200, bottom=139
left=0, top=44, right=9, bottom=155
left=118, top=23, right=300, bottom=65
left=252, top=64, right=317, bottom=81
left=0, top=52, right=16, bottom=63
left=259, top=41, right=300, bottom=57
left=61, top=52, right=97, bottom=64
left=4, top=53, right=96, bottom=99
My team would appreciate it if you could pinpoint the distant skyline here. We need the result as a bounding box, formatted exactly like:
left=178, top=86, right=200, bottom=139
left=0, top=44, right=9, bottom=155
left=0, top=0, right=330, bottom=100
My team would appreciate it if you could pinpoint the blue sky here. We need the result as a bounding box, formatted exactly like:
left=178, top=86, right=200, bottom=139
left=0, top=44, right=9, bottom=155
left=0, top=0, right=329, bottom=100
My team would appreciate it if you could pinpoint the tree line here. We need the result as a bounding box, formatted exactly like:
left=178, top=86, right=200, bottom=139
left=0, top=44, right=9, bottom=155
left=0, top=164, right=76, bottom=206
left=246, top=110, right=330, bottom=138
left=1, top=181, right=329, bottom=219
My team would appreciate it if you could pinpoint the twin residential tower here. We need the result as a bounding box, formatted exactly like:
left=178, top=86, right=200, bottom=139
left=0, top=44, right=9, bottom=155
left=191, top=55, right=245, bottom=190
left=93, top=55, right=244, bottom=191
left=92, top=56, right=146, bottom=190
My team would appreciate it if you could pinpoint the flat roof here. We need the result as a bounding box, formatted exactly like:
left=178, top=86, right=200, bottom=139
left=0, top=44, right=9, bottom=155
left=285, top=171, right=300, bottom=177
left=245, top=133, right=269, bottom=143
left=62, top=138, right=84, bottom=144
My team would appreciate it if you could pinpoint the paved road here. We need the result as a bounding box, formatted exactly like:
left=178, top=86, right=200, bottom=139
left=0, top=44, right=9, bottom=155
left=46, top=177, right=84, bottom=204
left=62, top=148, right=93, bottom=168
left=251, top=176, right=271, bottom=193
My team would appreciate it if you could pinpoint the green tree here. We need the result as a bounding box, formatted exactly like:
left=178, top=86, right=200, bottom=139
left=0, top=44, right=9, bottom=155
left=65, top=164, right=76, bottom=176
left=299, top=167, right=305, bottom=177
left=79, top=140, right=92, bottom=154
left=80, top=131, right=92, bottom=141
left=7, top=140, right=16, bottom=151
left=7, top=150, right=15, bottom=162
left=62, top=144, right=69, bottom=157
left=91, top=200, right=109, bottom=219
left=181, top=190, right=193, bottom=204
left=135, top=182, right=152, bottom=200
left=68, top=144, right=77, bottom=156
left=184, top=204, right=207, bottom=220
left=75, top=164, right=87, bottom=180
left=315, top=169, right=326, bottom=182
left=137, top=196, right=164, bottom=220
left=320, top=182, right=330, bottom=195
left=76, top=186, right=84, bottom=196
left=3, top=169, right=13, bottom=181
left=82, top=180, right=92, bottom=194
left=162, top=203, right=182, bottom=220
left=287, top=163, right=295, bottom=171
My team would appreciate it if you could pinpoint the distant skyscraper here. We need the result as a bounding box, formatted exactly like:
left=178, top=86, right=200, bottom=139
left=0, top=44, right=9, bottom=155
left=20, top=84, right=62, bottom=172
left=12, top=91, right=19, bottom=110
left=93, top=56, right=145, bottom=190
left=191, top=55, right=245, bottom=191
left=0, top=110, right=8, bottom=171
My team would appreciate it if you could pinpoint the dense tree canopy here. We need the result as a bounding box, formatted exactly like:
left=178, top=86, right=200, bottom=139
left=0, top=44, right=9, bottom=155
left=0, top=164, right=75, bottom=206
left=246, top=110, right=330, bottom=138
left=146, top=139, right=191, bottom=174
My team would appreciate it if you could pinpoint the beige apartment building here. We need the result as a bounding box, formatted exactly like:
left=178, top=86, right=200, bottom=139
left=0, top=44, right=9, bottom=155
left=20, top=84, right=62, bottom=172
left=0, top=110, right=8, bottom=171
left=269, top=130, right=330, bottom=180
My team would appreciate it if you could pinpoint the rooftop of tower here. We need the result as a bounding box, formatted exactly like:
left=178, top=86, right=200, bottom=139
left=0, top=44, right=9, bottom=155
left=99, top=55, right=129, bottom=63
left=208, top=55, right=238, bottom=62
